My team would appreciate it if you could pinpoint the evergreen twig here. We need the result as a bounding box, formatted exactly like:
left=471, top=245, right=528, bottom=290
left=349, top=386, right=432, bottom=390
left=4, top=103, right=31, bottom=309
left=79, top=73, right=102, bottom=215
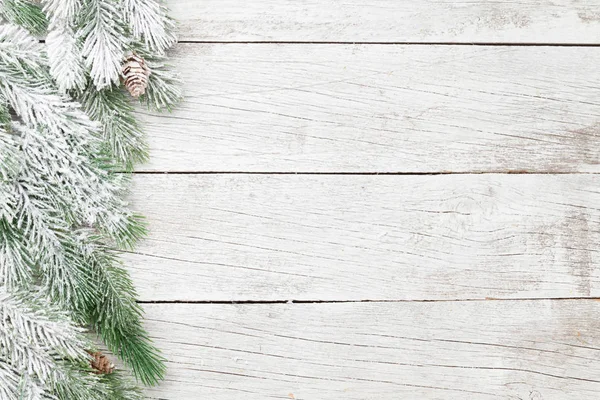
left=0, top=0, right=181, bottom=392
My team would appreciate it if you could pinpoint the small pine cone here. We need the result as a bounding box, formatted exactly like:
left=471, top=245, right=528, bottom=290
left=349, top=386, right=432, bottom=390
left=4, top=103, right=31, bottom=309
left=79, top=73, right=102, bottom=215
left=122, top=53, right=151, bottom=98
left=90, top=351, right=115, bottom=374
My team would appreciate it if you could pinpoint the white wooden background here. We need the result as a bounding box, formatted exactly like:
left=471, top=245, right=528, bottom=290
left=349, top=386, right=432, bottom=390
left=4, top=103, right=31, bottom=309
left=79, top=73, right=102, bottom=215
left=131, top=1, right=600, bottom=398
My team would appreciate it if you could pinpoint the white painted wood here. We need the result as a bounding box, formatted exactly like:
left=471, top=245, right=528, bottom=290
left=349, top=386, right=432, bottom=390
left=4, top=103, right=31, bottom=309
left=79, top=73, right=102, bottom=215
left=125, top=174, right=600, bottom=302
left=142, top=301, right=600, bottom=399
left=140, top=44, right=600, bottom=173
left=168, top=0, right=600, bottom=44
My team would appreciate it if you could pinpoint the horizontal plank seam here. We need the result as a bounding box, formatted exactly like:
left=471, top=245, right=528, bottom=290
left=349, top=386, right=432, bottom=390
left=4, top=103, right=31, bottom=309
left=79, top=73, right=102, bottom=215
left=42, top=39, right=600, bottom=47
left=130, top=171, right=599, bottom=176
left=137, top=297, right=600, bottom=304
left=177, top=41, right=600, bottom=47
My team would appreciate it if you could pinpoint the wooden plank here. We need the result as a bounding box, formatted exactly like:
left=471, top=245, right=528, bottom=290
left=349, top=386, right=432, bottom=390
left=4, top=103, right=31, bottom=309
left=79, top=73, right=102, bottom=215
left=140, top=44, right=600, bottom=173
left=125, top=174, right=600, bottom=302
left=142, top=301, right=600, bottom=399
left=168, top=0, right=600, bottom=44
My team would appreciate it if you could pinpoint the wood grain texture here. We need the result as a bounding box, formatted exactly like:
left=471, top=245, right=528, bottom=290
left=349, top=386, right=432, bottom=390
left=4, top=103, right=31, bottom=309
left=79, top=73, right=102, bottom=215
left=125, top=174, right=600, bottom=302
left=167, top=0, right=600, bottom=44
left=143, top=301, right=600, bottom=399
left=136, top=5, right=600, bottom=398
left=139, top=44, right=600, bottom=173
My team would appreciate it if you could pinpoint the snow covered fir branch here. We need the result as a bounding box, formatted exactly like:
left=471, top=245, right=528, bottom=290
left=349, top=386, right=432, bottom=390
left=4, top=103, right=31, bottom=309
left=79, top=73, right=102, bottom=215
left=0, top=289, right=143, bottom=400
left=0, top=0, right=181, bottom=398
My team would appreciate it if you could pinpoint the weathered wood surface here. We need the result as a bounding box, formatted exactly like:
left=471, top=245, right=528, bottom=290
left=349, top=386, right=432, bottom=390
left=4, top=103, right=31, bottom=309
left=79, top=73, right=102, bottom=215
left=167, top=0, right=600, bottom=44
left=135, top=2, right=600, bottom=398
left=125, top=174, right=600, bottom=302
left=143, top=301, right=600, bottom=399
left=139, top=44, right=600, bottom=173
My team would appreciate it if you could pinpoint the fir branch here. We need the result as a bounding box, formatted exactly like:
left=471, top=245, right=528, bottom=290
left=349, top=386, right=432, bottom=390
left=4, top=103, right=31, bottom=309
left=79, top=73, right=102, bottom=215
left=4, top=122, right=145, bottom=305
left=0, top=27, right=145, bottom=252
left=42, top=0, right=86, bottom=92
left=0, top=0, right=182, bottom=393
left=0, top=360, right=52, bottom=400
left=0, top=249, right=150, bottom=400
left=123, top=0, right=176, bottom=54
left=0, top=361, right=23, bottom=400
left=0, top=0, right=47, bottom=35
left=0, top=117, right=20, bottom=182
left=46, top=22, right=87, bottom=92
left=101, top=371, right=144, bottom=400
left=143, top=56, right=182, bottom=111
left=79, top=0, right=126, bottom=89
left=11, top=121, right=144, bottom=249
left=80, top=85, right=149, bottom=171
left=50, top=365, right=110, bottom=400
left=0, top=290, right=108, bottom=400
left=0, top=22, right=44, bottom=67
left=77, top=234, right=165, bottom=386
left=0, top=24, right=164, bottom=392
left=0, top=219, right=32, bottom=290
left=42, top=0, right=80, bottom=21
left=134, top=44, right=182, bottom=111
left=0, top=25, right=98, bottom=137
left=0, top=97, right=11, bottom=126
left=0, top=288, right=88, bottom=362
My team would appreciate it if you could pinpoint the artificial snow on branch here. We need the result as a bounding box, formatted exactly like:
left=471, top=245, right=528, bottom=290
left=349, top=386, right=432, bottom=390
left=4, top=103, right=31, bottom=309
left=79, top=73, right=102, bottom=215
left=80, top=0, right=126, bottom=89
left=0, top=289, right=142, bottom=400
left=37, top=0, right=182, bottom=170
left=0, top=0, right=46, bottom=35
left=123, top=0, right=176, bottom=54
left=43, top=0, right=87, bottom=92
left=0, top=0, right=181, bottom=394
left=46, top=22, right=87, bottom=92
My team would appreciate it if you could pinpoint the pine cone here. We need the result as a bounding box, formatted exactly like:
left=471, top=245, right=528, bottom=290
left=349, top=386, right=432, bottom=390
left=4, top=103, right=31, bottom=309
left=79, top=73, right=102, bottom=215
left=122, top=53, right=151, bottom=98
left=90, top=351, right=115, bottom=374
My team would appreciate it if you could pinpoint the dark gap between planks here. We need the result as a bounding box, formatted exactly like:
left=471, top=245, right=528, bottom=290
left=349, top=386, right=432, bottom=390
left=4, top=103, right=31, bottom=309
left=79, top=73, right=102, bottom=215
left=126, top=171, right=600, bottom=175
left=178, top=41, right=600, bottom=47
left=137, top=297, right=600, bottom=305
left=38, top=39, right=600, bottom=46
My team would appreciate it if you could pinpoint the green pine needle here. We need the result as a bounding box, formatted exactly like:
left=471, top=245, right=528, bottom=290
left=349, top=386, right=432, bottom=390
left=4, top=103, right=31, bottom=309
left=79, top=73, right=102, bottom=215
left=80, top=85, right=149, bottom=172
left=0, top=0, right=47, bottom=35
left=0, top=0, right=182, bottom=394
left=100, top=371, right=144, bottom=400
left=86, top=250, right=166, bottom=385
